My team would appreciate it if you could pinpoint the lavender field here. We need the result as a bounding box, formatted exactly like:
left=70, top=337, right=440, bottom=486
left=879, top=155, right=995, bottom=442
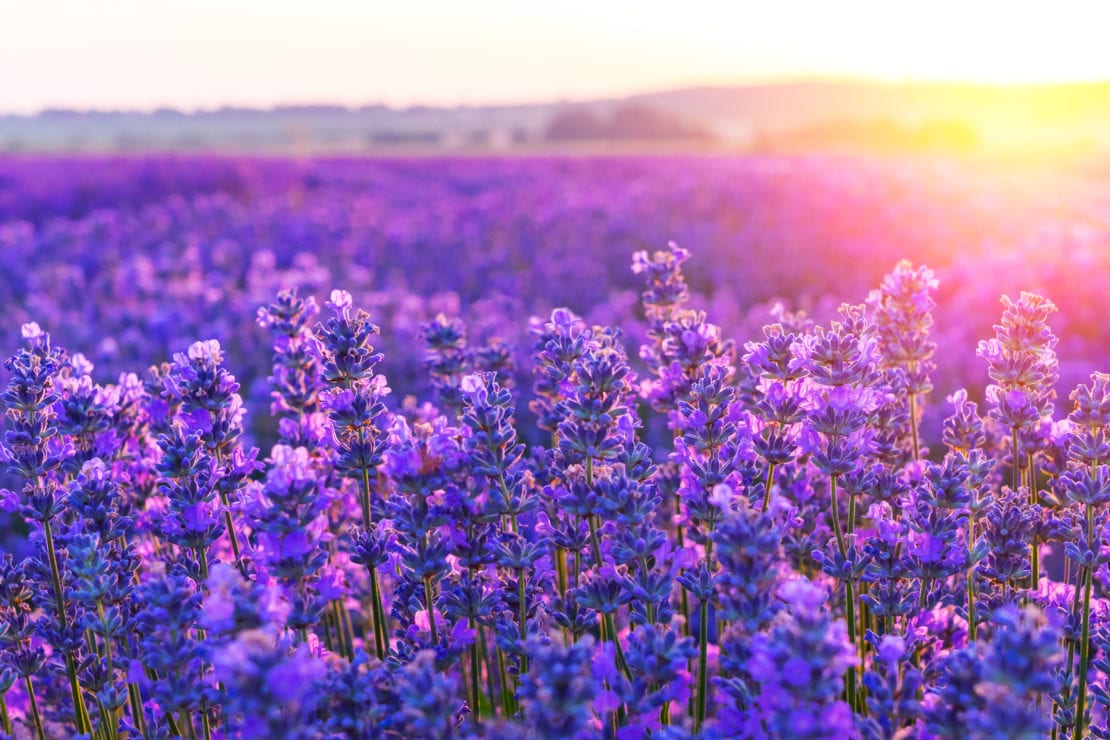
left=1, top=154, right=1109, bottom=738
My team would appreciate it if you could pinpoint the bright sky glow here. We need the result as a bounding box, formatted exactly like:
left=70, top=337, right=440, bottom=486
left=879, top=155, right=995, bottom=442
left=2, top=1, right=1109, bottom=113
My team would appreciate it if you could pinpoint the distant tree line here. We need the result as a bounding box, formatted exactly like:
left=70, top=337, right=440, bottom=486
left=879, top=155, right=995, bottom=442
left=545, top=104, right=716, bottom=141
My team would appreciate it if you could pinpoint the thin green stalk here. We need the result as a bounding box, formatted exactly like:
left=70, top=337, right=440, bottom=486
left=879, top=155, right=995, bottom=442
left=695, top=594, right=710, bottom=734
left=368, top=567, right=388, bottom=659
left=908, top=392, right=920, bottom=462
left=424, top=575, right=439, bottom=645
left=331, top=600, right=353, bottom=660
left=1024, top=461, right=1039, bottom=595
left=555, top=547, right=568, bottom=595
left=695, top=535, right=716, bottom=733
left=359, top=451, right=374, bottom=529
left=183, top=710, right=199, bottom=740
left=470, top=615, right=482, bottom=722
left=761, top=461, right=776, bottom=512
left=479, top=626, right=499, bottom=718
left=640, top=556, right=655, bottom=626
left=95, top=694, right=118, bottom=740
left=588, top=515, right=631, bottom=681
left=517, top=570, right=528, bottom=676
left=24, top=677, right=44, bottom=740
left=357, top=448, right=389, bottom=660
left=597, top=617, right=620, bottom=734
left=218, top=492, right=245, bottom=577
left=857, top=581, right=870, bottom=673
left=43, top=518, right=92, bottom=734
left=0, top=693, right=10, bottom=735
left=588, top=515, right=604, bottom=573
left=1074, top=503, right=1095, bottom=740
left=496, top=645, right=513, bottom=717
left=214, top=441, right=247, bottom=579
left=96, top=601, right=122, bottom=737
left=322, top=606, right=336, bottom=653
left=165, top=708, right=181, bottom=737
left=846, top=581, right=858, bottom=714
left=196, top=547, right=209, bottom=583
left=675, top=495, right=691, bottom=639
left=847, top=488, right=857, bottom=536
left=829, top=475, right=846, bottom=556
left=830, top=474, right=859, bottom=712
left=1060, top=461, right=1097, bottom=733
left=967, top=511, right=977, bottom=642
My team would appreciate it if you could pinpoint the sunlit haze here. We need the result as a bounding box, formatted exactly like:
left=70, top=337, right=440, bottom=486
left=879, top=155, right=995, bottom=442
left=3, top=0, right=1110, bottom=113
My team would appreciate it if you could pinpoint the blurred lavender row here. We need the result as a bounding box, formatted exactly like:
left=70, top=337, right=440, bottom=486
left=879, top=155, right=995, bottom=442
left=2, top=157, right=1108, bottom=437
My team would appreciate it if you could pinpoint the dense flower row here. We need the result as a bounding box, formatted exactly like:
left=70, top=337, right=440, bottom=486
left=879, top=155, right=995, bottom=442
left=0, top=241, right=1106, bottom=739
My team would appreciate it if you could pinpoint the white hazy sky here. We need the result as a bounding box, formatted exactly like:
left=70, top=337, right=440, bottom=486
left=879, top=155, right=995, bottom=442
left=3, top=1, right=1109, bottom=113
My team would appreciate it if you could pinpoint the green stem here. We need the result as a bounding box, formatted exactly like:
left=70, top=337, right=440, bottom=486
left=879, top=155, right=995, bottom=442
left=846, top=580, right=858, bottom=714
left=359, top=451, right=374, bottom=529
left=587, top=515, right=631, bottom=680
left=96, top=602, right=121, bottom=737
left=908, top=392, right=920, bottom=462
left=1027, top=465, right=1039, bottom=594
left=24, top=677, right=44, bottom=740
left=0, top=693, right=9, bottom=735
left=424, top=575, right=439, bottom=645
left=829, top=475, right=845, bottom=556
left=43, top=518, right=92, bottom=734
left=967, top=511, right=977, bottom=642
left=369, top=567, right=389, bottom=659
left=588, top=515, right=604, bottom=570
left=695, top=535, right=716, bottom=733
left=196, top=547, right=209, bottom=583
left=761, top=461, right=776, bottom=512
left=470, top=615, right=482, bottom=722
left=212, top=446, right=247, bottom=580
left=331, top=599, right=353, bottom=660
left=496, top=645, right=513, bottom=717
left=555, top=547, right=567, bottom=595
left=1074, top=503, right=1095, bottom=740
left=857, top=581, right=870, bottom=692
left=218, top=494, right=246, bottom=577
left=517, top=570, right=528, bottom=676
left=695, top=595, right=710, bottom=734
left=847, top=487, right=857, bottom=537
left=183, top=710, right=199, bottom=740
left=96, top=694, right=118, bottom=740
left=479, top=627, right=499, bottom=718
left=165, top=709, right=181, bottom=737
left=322, top=606, right=336, bottom=653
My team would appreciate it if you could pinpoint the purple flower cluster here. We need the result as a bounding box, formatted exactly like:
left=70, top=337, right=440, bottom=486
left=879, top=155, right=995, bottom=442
left=1, top=156, right=1110, bottom=737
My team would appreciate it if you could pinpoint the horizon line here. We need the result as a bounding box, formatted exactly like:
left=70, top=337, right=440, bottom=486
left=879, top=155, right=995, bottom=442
left=5, top=74, right=1110, bottom=118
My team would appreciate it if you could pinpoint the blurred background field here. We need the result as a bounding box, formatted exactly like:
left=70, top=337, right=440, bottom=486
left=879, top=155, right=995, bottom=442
left=2, top=153, right=1109, bottom=448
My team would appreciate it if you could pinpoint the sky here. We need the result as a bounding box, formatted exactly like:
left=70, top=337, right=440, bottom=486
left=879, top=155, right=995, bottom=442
left=3, top=1, right=1110, bottom=114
